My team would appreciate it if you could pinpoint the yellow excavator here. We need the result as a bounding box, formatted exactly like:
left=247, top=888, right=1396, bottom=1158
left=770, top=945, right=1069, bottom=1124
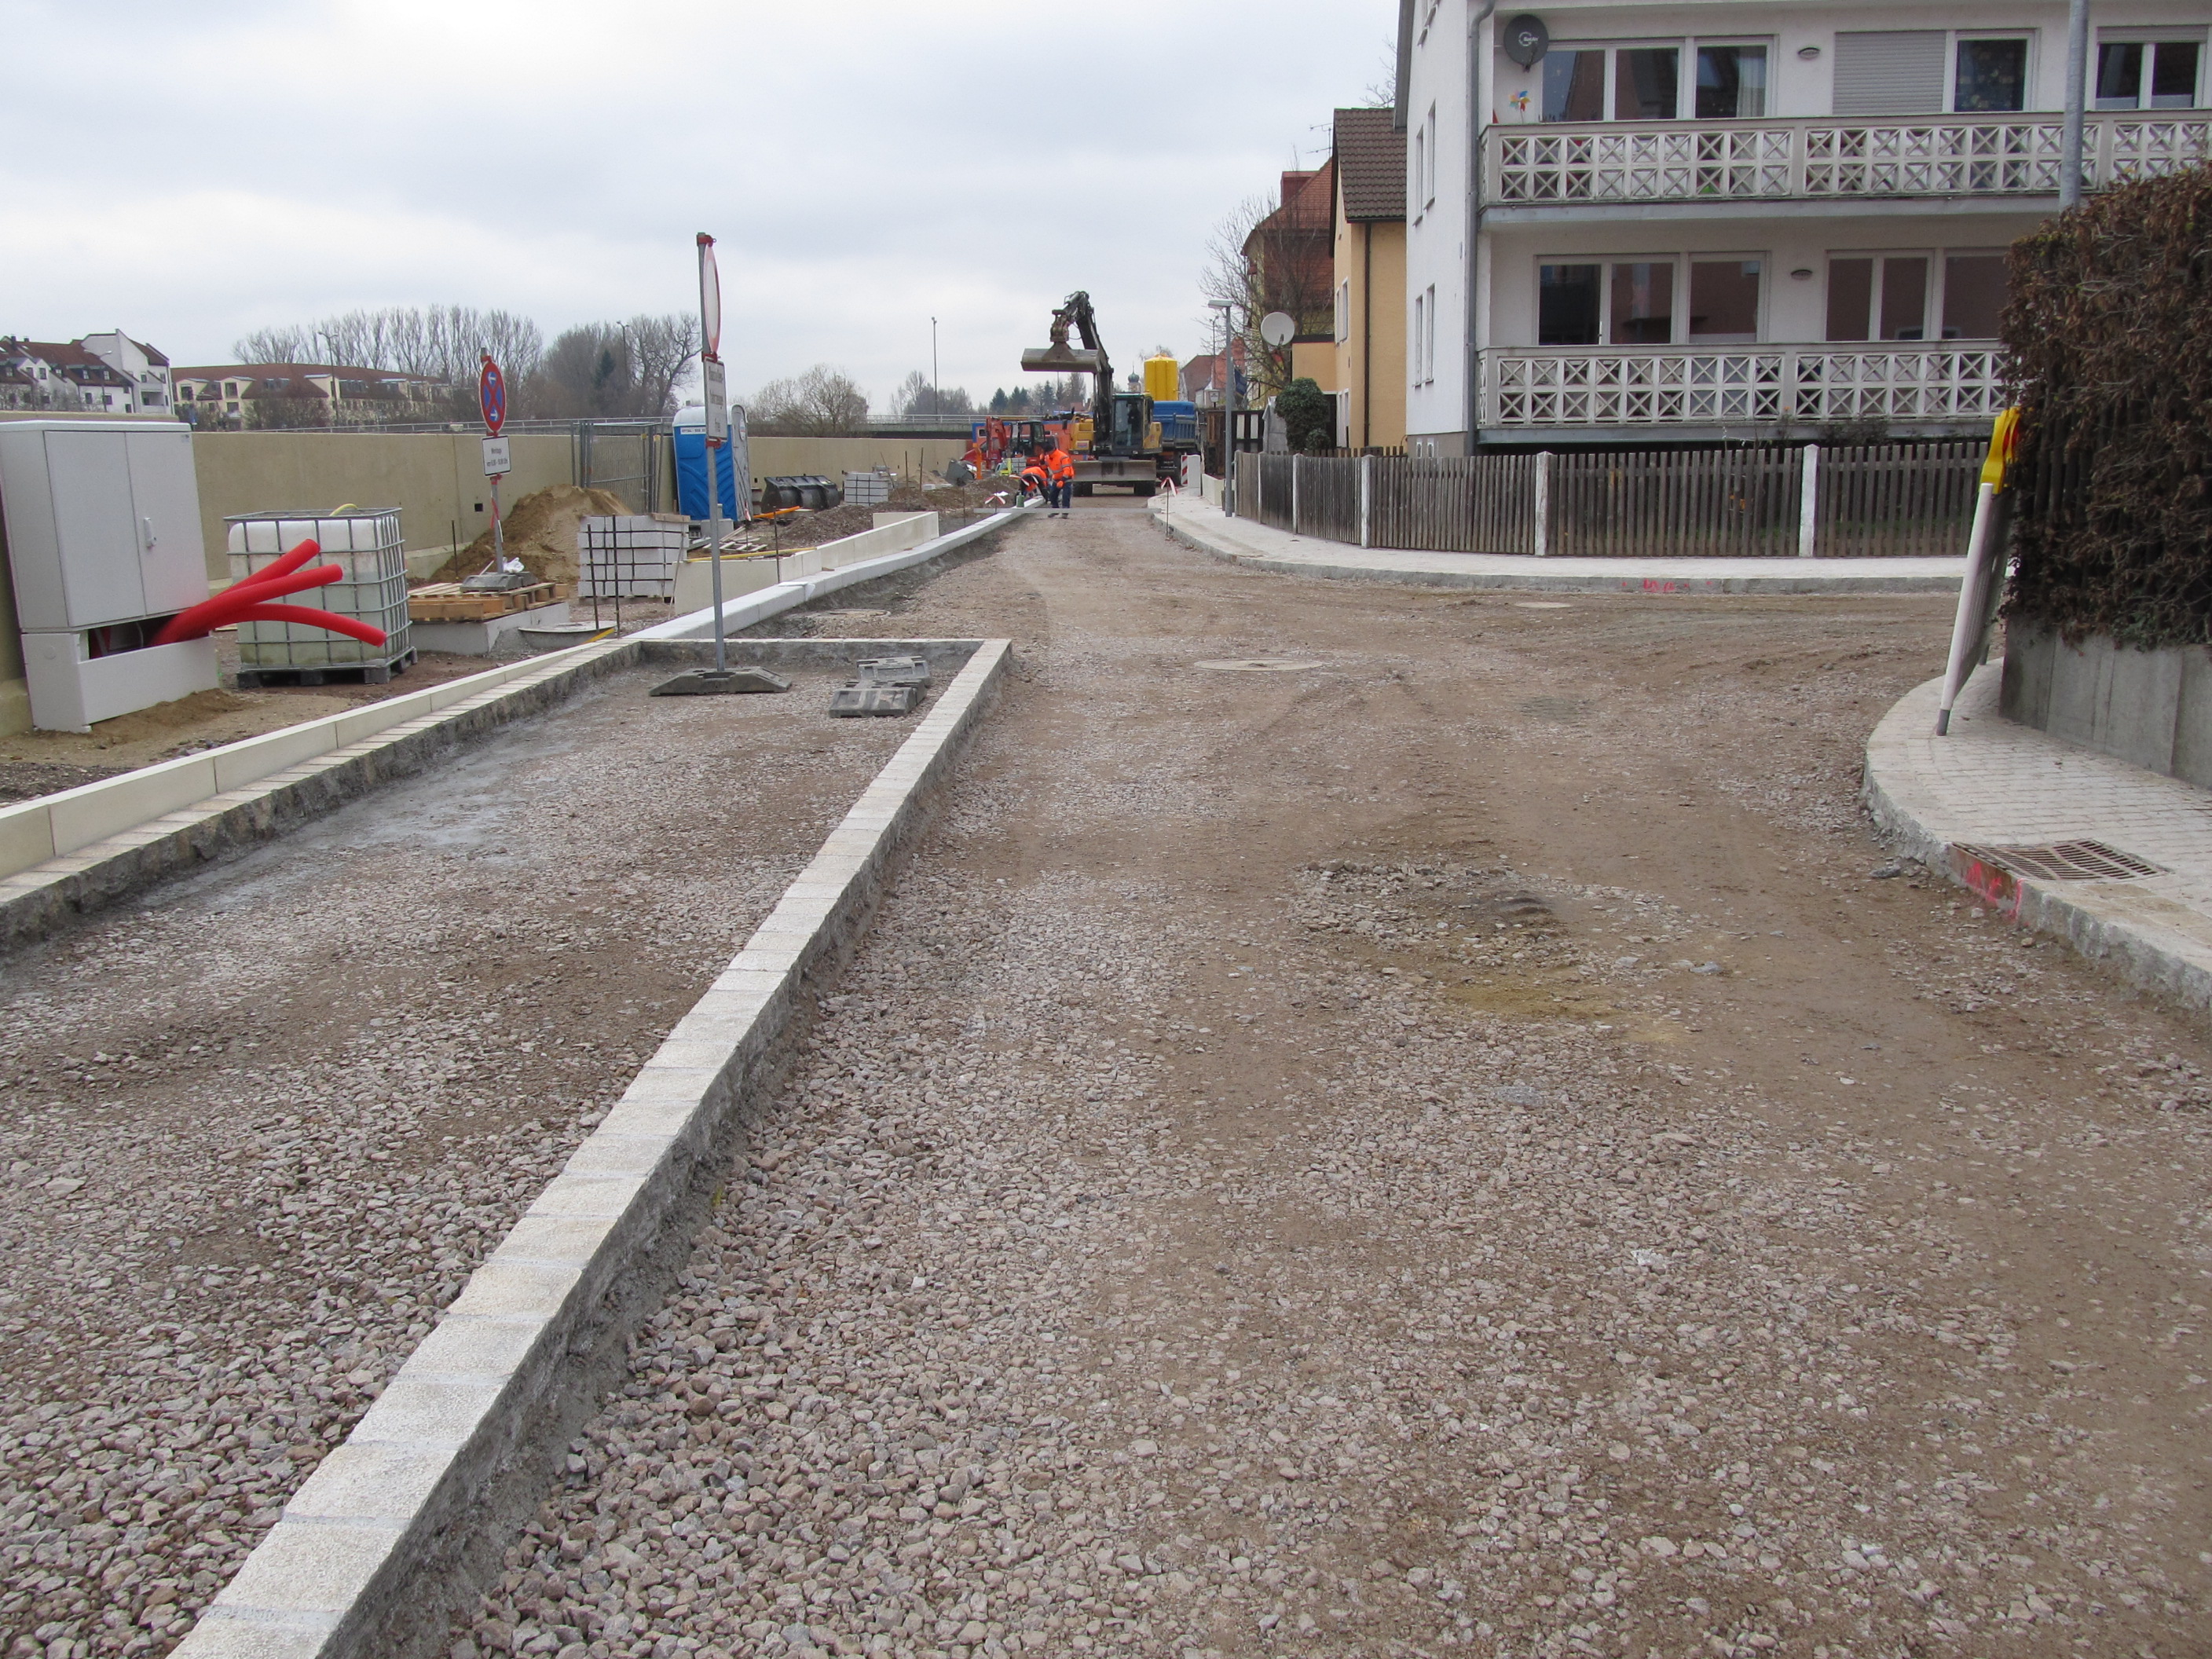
left=1020, top=290, right=1181, bottom=495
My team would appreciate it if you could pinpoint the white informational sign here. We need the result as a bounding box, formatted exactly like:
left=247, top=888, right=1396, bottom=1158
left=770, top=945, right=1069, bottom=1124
left=482, top=435, right=511, bottom=478
left=701, top=359, right=728, bottom=443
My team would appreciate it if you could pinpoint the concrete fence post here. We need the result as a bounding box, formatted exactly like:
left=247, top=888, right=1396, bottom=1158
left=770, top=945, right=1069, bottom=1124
left=1533, top=452, right=1552, bottom=558
left=1291, top=456, right=1302, bottom=535
left=1359, top=454, right=1374, bottom=548
left=1798, top=443, right=1820, bottom=558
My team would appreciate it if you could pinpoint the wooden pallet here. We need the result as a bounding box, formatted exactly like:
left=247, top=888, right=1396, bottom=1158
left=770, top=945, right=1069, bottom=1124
left=407, top=580, right=562, bottom=622
left=237, top=649, right=418, bottom=690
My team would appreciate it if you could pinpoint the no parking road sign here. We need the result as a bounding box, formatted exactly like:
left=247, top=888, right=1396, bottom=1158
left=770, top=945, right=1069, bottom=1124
left=478, top=355, right=507, bottom=436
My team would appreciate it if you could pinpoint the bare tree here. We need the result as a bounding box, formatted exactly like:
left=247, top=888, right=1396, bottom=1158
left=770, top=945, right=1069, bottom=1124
left=231, top=306, right=544, bottom=385
left=1197, top=186, right=1333, bottom=398
left=749, top=365, right=870, bottom=435
left=892, top=370, right=975, bottom=419
left=623, top=313, right=695, bottom=418
left=233, top=324, right=314, bottom=365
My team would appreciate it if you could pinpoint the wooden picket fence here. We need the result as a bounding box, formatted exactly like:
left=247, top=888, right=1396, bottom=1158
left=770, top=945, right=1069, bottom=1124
left=1232, top=438, right=1981, bottom=557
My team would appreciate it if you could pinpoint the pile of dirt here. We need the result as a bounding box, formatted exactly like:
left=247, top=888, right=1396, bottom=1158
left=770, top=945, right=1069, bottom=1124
left=432, top=485, right=631, bottom=588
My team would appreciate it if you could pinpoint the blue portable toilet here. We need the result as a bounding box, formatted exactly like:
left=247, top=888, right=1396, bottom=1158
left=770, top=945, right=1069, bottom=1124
left=673, top=402, right=749, bottom=520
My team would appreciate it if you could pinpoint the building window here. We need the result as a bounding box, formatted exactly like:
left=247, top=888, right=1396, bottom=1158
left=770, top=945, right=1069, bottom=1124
left=1335, top=280, right=1350, bottom=344
left=1423, top=105, right=1438, bottom=208
left=1538, top=264, right=1602, bottom=344
left=1615, top=48, right=1679, bottom=119
left=1954, top=38, right=2029, bottom=112
left=1412, top=292, right=1425, bottom=386
left=1689, top=259, right=1763, bottom=342
left=1412, top=127, right=1426, bottom=219
left=2097, top=39, right=2203, bottom=108
left=1610, top=262, right=1675, bottom=343
left=1543, top=49, right=1606, bottom=120
left=1826, top=251, right=2008, bottom=341
left=1696, top=45, right=1767, bottom=118
left=1422, top=285, right=1438, bottom=383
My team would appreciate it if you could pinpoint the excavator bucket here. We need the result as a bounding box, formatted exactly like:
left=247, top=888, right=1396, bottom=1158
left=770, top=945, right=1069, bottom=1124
left=1020, top=345, right=1107, bottom=374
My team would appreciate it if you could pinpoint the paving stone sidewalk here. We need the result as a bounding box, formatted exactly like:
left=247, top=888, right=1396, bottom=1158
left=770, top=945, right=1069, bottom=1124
left=1866, top=659, right=2212, bottom=1009
left=1152, top=493, right=1965, bottom=595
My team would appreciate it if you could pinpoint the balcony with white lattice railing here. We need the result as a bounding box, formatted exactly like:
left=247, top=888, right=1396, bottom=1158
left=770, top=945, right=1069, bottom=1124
left=1480, top=345, right=2006, bottom=432
left=1484, top=112, right=2210, bottom=209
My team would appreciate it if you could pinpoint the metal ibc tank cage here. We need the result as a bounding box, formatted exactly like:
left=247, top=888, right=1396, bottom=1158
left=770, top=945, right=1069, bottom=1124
left=225, top=509, right=416, bottom=685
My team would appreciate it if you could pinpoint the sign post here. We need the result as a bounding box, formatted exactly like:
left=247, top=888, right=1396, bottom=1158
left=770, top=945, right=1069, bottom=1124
left=470, top=354, right=519, bottom=590
left=699, top=233, right=728, bottom=676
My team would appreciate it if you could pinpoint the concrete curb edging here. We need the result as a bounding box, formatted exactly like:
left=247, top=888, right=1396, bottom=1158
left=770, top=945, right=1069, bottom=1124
left=173, top=637, right=1014, bottom=1659
left=1864, top=668, right=2212, bottom=1013
left=1151, top=496, right=1967, bottom=595
left=0, top=511, right=1022, bottom=952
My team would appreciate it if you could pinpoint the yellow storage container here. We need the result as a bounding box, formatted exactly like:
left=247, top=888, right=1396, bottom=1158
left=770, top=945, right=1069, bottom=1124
left=1143, top=355, right=1179, bottom=403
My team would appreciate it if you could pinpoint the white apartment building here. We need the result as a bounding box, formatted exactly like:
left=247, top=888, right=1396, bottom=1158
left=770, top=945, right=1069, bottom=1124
left=1400, top=1, right=2210, bottom=452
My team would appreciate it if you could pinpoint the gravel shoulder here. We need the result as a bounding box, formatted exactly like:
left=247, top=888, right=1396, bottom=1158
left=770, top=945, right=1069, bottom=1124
left=0, top=665, right=920, bottom=1656
left=453, top=514, right=2211, bottom=1659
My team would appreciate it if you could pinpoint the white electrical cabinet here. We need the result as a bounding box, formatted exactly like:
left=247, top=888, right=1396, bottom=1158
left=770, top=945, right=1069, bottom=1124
left=0, top=420, right=219, bottom=731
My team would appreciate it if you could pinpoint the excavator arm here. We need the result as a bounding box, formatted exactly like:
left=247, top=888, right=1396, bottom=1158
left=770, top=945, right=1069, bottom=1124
left=1021, top=290, right=1114, bottom=438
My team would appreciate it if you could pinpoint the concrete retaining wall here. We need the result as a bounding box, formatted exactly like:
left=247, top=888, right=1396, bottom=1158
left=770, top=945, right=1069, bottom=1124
left=749, top=436, right=967, bottom=482
left=189, top=430, right=575, bottom=585
left=2000, top=622, right=2212, bottom=789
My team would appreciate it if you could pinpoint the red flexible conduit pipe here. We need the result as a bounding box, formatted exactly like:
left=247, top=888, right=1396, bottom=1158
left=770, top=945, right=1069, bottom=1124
left=148, top=538, right=390, bottom=650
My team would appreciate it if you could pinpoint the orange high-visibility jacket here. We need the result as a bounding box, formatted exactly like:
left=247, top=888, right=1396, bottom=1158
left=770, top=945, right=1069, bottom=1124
left=1042, top=446, right=1076, bottom=483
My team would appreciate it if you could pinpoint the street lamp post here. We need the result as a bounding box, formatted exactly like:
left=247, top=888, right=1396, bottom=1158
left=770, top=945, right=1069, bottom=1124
left=931, top=317, right=939, bottom=419
left=2060, top=0, right=2090, bottom=208
left=1208, top=299, right=1236, bottom=516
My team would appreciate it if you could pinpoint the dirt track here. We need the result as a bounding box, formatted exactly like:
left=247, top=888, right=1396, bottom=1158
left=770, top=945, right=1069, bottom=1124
left=447, top=511, right=2211, bottom=1658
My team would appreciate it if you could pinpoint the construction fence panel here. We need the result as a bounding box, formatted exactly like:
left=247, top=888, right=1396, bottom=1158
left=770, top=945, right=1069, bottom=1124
left=575, top=421, right=668, bottom=515
left=1548, top=445, right=1802, bottom=557
left=1813, top=438, right=1981, bottom=558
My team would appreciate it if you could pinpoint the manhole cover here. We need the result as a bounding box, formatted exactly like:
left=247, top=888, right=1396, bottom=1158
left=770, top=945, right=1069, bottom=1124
left=1954, top=839, right=2162, bottom=882
left=1513, top=601, right=1572, bottom=610
left=1195, top=658, right=1323, bottom=672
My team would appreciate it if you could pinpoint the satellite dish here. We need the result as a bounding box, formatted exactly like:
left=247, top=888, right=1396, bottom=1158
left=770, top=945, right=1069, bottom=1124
left=1503, top=13, right=1549, bottom=68
left=1259, top=311, right=1297, bottom=347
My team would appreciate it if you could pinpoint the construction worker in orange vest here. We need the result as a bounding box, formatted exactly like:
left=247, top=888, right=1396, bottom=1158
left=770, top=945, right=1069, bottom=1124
left=1042, top=438, right=1076, bottom=518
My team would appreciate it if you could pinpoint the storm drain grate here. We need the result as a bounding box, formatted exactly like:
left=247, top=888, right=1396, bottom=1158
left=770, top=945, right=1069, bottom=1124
left=1954, top=839, right=2163, bottom=883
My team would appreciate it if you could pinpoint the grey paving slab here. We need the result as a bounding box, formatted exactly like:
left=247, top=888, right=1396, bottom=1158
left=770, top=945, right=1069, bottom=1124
left=1866, top=662, right=2212, bottom=1010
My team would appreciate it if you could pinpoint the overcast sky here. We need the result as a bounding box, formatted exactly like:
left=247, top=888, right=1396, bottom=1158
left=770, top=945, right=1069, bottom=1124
left=2, top=0, right=1396, bottom=412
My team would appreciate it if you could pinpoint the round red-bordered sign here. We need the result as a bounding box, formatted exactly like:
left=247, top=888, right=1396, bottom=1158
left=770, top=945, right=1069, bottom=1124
left=479, top=356, right=507, bottom=435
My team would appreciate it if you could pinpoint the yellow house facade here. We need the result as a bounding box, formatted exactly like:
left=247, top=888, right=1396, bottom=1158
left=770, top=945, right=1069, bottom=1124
left=1331, top=107, right=1408, bottom=452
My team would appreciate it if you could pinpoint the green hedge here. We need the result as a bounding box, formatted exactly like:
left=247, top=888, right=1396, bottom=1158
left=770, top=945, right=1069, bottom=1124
left=2004, top=165, right=2212, bottom=647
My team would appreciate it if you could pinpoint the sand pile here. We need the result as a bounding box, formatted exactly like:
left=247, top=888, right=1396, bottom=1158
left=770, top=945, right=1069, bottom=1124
left=435, top=485, right=630, bottom=587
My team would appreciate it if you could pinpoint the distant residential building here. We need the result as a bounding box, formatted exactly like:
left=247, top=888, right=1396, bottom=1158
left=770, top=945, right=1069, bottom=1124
left=170, top=363, right=450, bottom=427
left=1242, top=163, right=1339, bottom=397
left=1181, top=340, right=1251, bottom=407
left=1400, top=0, right=2210, bottom=453
left=0, top=337, right=148, bottom=412
left=78, top=331, right=174, bottom=416
left=1331, top=106, right=1408, bottom=450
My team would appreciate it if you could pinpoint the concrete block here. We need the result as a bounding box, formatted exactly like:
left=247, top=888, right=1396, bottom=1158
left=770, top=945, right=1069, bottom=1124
left=526, top=1170, right=648, bottom=1219
left=350, top=1374, right=504, bottom=1450
left=206, top=1518, right=401, bottom=1616
left=2176, top=652, right=2212, bottom=789
left=283, top=1441, right=456, bottom=1526
left=401, top=1313, right=547, bottom=1381
left=46, top=753, right=219, bottom=857
left=671, top=555, right=779, bottom=615
left=211, top=720, right=335, bottom=792
left=594, top=1097, right=707, bottom=1138
left=410, top=602, right=572, bottom=658
left=616, top=1064, right=721, bottom=1104
left=563, top=1132, right=676, bottom=1179
left=2097, top=642, right=2182, bottom=775
left=492, top=1214, right=622, bottom=1269
left=444, top=1256, right=586, bottom=1321
left=170, top=1611, right=334, bottom=1659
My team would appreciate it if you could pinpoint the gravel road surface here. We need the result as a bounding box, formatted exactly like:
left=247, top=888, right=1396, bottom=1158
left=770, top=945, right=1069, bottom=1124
left=457, top=512, right=2210, bottom=1659
left=0, top=665, right=914, bottom=1657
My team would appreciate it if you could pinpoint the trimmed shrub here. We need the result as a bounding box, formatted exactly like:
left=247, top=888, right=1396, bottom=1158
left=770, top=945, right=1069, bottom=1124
left=1276, top=378, right=1335, bottom=454
left=2003, top=166, right=2212, bottom=646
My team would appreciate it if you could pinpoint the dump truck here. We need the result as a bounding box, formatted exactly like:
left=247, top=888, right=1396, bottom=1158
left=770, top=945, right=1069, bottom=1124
left=1020, top=291, right=1196, bottom=494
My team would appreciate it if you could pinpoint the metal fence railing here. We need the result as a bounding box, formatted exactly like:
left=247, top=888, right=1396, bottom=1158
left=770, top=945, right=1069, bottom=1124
left=1231, top=438, right=1982, bottom=558
left=575, top=419, right=669, bottom=515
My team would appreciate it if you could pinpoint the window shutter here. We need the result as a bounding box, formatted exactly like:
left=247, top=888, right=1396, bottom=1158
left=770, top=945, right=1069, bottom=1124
left=1833, top=30, right=1946, bottom=115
